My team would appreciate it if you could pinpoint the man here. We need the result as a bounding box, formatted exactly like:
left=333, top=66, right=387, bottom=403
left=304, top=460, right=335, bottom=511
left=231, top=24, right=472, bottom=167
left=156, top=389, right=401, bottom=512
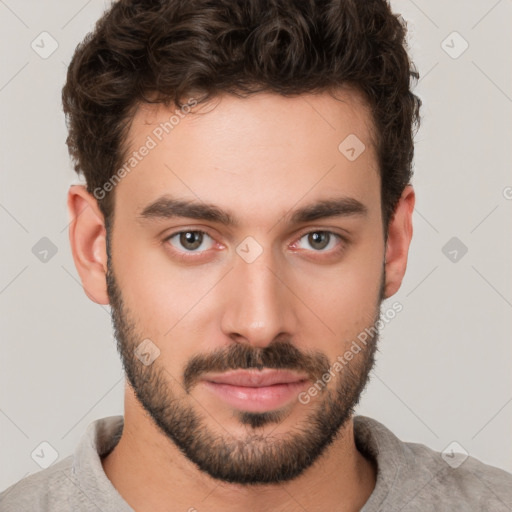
left=1, top=0, right=511, bottom=510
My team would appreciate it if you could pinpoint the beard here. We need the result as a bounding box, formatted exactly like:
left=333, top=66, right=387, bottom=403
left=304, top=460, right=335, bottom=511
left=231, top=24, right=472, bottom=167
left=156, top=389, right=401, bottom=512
left=105, top=252, right=383, bottom=485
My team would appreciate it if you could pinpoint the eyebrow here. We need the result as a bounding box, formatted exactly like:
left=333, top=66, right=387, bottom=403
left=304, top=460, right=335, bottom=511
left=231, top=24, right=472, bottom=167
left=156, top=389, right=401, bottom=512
left=137, top=195, right=367, bottom=227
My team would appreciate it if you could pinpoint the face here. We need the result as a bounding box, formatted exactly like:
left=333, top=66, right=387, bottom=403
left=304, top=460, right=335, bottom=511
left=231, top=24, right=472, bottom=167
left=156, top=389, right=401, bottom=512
left=103, top=89, right=387, bottom=484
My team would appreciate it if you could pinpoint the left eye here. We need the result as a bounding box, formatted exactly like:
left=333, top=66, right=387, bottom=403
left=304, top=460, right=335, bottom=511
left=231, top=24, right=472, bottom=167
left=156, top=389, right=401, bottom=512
left=166, top=230, right=215, bottom=252
left=296, top=231, right=342, bottom=252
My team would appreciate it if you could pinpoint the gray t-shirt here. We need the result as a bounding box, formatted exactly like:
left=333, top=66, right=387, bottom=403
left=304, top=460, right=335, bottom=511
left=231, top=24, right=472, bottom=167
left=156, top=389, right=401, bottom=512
left=1, top=414, right=511, bottom=511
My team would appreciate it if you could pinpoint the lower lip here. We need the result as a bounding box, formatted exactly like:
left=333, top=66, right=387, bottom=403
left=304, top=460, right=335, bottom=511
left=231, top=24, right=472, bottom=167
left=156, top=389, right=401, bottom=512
left=202, top=380, right=309, bottom=412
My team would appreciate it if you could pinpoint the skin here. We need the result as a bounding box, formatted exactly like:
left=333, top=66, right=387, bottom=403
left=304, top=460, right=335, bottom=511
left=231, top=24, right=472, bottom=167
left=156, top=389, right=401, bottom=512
left=67, top=87, right=415, bottom=512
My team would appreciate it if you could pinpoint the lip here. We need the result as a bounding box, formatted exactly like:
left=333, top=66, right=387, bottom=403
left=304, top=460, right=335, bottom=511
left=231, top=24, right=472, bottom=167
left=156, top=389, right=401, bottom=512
left=201, top=369, right=310, bottom=413
left=204, top=368, right=309, bottom=387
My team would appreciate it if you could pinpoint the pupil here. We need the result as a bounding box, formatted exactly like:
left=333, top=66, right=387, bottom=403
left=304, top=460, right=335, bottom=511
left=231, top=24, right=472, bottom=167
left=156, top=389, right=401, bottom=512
left=182, top=231, right=201, bottom=250
left=309, top=232, right=328, bottom=250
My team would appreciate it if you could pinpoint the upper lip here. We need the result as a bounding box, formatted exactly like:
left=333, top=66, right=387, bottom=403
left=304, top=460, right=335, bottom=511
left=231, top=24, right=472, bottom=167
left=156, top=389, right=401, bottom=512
left=203, top=369, right=309, bottom=387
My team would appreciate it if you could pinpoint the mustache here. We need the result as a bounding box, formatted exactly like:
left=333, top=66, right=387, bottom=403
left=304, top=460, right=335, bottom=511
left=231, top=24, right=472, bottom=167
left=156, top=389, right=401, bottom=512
left=183, top=340, right=331, bottom=392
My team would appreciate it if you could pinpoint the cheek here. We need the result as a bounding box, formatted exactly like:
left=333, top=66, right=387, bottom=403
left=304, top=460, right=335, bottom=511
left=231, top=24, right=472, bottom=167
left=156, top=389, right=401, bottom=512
left=296, top=238, right=384, bottom=345
left=110, top=231, right=186, bottom=335
left=112, top=234, right=224, bottom=366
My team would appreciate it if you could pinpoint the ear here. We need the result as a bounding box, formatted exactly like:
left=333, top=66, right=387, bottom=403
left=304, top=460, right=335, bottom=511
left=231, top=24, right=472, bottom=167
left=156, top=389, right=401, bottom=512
left=67, top=185, right=109, bottom=305
left=383, top=185, right=415, bottom=299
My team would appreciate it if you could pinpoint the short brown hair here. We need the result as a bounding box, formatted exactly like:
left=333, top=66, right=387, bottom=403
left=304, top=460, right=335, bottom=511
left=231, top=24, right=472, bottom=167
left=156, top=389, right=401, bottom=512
left=62, top=0, right=421, bottom=230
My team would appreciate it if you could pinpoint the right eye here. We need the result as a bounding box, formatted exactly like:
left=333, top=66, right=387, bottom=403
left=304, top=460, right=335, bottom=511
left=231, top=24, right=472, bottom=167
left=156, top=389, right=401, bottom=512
left=164, top=230, right=216, bottom=255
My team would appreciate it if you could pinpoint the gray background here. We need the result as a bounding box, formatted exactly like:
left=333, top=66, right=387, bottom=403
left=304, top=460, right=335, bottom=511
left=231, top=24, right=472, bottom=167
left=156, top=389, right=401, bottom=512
left=1, top=0, right=511, bottom=492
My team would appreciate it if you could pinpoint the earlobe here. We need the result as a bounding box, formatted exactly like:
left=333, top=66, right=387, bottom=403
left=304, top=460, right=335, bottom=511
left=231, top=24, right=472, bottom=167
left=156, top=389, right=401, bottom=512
left=67, top=185, right=110, bottom=305
left=383, top=185, right=415, bottom=299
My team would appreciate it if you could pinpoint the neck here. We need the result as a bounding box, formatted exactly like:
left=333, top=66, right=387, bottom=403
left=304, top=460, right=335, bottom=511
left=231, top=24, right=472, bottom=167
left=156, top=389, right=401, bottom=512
left=101, top=387, right=376, bottom=512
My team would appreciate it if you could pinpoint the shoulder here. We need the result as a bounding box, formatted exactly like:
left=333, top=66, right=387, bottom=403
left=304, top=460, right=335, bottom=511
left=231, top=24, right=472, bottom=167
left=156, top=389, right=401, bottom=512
left=354, top=415, right=512, bottom=511
left=0, top=456, right=76, bottom=512
left=0, top=415, right=127, bottom=512
left=403, top=440, right=512, bottom=509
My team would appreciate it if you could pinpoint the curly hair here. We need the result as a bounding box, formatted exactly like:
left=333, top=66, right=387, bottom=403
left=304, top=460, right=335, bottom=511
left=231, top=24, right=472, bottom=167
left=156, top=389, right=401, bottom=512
left=62, top=0, right=421, bottom=230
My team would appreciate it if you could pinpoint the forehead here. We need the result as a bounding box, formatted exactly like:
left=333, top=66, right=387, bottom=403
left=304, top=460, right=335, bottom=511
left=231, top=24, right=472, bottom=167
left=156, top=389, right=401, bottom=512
left=130, top=87, right=375, bottom=154
left=114, top=88, right=380, bottom=226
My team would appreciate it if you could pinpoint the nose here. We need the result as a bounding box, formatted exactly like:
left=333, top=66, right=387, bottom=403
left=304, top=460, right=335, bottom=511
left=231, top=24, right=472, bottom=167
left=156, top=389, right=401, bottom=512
left=220, top=247, right=297, bottom=349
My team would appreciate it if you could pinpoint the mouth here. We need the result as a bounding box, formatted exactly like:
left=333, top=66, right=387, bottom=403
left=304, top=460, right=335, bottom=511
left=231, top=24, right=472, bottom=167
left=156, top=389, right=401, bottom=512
left=201, top=369, right=310, bottom=413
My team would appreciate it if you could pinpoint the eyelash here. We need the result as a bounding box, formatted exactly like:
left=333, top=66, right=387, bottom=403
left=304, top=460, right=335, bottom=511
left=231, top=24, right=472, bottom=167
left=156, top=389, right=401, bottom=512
left=163, top=229, right=348, bottom=261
